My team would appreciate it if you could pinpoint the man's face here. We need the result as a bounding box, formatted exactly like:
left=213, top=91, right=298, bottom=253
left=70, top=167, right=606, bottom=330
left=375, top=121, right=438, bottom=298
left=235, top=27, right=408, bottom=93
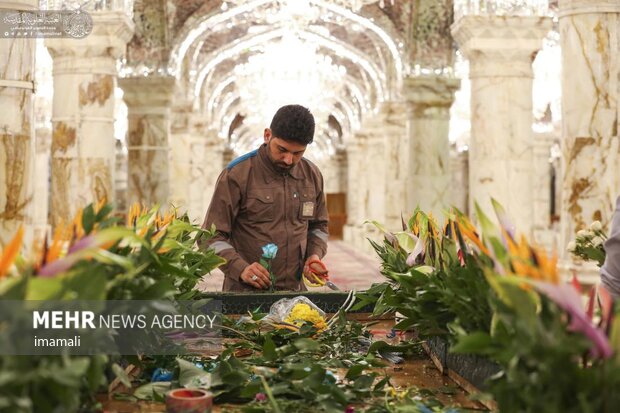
left=263, top=128, right=307, bottom=172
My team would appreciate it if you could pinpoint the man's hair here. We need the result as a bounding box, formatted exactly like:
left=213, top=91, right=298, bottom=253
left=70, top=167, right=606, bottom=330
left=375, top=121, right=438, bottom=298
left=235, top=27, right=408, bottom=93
left=270, top=105, right=315, bottom=145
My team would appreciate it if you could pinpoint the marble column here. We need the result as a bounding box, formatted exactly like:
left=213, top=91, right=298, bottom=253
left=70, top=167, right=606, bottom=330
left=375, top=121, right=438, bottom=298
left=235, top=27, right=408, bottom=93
left=404, top=75, right=460, bottom=218
left=335, top=148, right=347, bottom=195
left=119, top=76, right=175, bottom=208
left=532, top=132, right=556, bottom=249
left=558, top=0, right=620, bottom=262
left=222, top=147, right=234, bottom=169
left=32, top=127, right=52, bottom=241
left=170, top=109, right=224, bottom=223
left=379, top=102, right=408, bottom=231
left=451, top=16, right=551, bottom=236
left=196, top=130, right=225, bottom=221
left=0, top=0, right=37, bottom=247
left=343, top=102, right=408, bottom=253
left=115, top=138, right=128, bottom=213
left=46, top=12, right=133, bottom=227
left=343, top=140, right=364, bottom=250
left=449, top=147, right=469, bottom=214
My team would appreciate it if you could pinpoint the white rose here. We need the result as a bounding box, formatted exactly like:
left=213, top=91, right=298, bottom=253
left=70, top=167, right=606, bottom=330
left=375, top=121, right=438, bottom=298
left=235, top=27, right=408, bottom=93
left=576, top=230, right=588, bottom=239
left=566, top=241, right=576, bottom=252
left=590, top=221, right=602, bottom=231
left=592, top=236, right=604, bottom=247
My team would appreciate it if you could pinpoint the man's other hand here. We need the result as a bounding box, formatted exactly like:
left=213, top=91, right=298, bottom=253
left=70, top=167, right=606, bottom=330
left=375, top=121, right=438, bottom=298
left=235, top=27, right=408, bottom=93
left=303, top=254, right=327, bottom=282
left=240, top=262, right=271, bottom=289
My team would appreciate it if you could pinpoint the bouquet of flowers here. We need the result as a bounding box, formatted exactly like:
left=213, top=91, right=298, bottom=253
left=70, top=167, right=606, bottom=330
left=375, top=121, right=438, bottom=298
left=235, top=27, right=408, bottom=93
left=263, top=296, right=328, bottom=332
left=567, top=220, right=607, bottom=266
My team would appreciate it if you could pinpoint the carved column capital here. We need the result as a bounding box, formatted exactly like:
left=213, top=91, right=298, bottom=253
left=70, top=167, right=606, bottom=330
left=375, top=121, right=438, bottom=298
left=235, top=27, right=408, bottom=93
left=451, top=15, right=552, bottom=78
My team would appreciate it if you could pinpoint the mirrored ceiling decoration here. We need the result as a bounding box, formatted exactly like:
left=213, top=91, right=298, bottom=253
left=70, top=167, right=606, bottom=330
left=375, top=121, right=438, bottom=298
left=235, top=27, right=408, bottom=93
left=43, top=0, right=134, bottom=15
left=233, top=34, right=347, bottom=145
left=167, top=0, right=404, bottom=159
left=226, top=0, right=396, bottom=12
left=454, top=0, right=550, bottom=18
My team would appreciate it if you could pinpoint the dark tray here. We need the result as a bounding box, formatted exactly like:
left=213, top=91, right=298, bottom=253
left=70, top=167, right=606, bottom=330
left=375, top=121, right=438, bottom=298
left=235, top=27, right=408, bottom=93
left=446, top=350, right=501, bottom=390
left=425, top=335, right=500, bottom=391
left=195, top=291, right=374, bottom=314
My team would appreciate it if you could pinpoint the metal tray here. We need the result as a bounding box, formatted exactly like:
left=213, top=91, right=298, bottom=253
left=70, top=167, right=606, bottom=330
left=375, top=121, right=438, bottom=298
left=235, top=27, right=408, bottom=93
left=194, top=291, right=373, bottom=314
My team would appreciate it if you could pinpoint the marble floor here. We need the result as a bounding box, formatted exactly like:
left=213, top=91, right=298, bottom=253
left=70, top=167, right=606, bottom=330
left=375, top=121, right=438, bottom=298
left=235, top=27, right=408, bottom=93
left=196, top=240, right=384, bottom=292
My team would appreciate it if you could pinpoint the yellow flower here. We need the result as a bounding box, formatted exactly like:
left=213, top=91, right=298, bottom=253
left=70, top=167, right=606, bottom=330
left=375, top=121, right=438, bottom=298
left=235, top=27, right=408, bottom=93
left=0, top=226, right=24, bottom=278
left=127, top=202, right=144, bottom=228
left=508, top=235, right=559, bottom=284
left=284, top=303, right=327, bottom=331
left=72, top=207, right=85, bottom=240
left=456, top=219, right=491, bottom=256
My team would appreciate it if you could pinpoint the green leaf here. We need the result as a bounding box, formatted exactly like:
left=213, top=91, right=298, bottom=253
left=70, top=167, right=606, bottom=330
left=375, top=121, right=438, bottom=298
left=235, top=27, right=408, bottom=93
left=345, top=364, right=365, bottom=380
left=82, top=204, right=96, bottom=234
left=95, top=203, right=114, bottom=222
left=263, top=335, right=277, bottom=361
left=293, top=338, right=320, bottom=352
left=450, top=332, right=494, bottom=354
left=132, top=382, right=171, bottom=400
left=178, top=358, right=210, bottom=388
left=111, top=363, right=132, bottom=388
left=0, top=276, right=27, bottom=299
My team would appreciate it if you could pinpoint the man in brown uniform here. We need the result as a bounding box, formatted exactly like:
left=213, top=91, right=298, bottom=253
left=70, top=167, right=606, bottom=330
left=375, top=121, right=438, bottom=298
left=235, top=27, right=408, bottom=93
left=202, top=105, right=329, bottom=291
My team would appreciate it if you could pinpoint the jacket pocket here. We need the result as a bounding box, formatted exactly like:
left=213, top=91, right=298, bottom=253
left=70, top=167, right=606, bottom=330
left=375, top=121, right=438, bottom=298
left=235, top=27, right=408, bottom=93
left=247, top=190, right=275, bottom=222
left=298, top=186, right=317, bottom=220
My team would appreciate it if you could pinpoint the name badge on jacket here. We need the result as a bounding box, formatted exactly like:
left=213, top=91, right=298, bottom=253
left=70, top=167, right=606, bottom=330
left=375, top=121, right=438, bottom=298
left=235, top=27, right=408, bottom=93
left=301, top=201, right=315, bottom=218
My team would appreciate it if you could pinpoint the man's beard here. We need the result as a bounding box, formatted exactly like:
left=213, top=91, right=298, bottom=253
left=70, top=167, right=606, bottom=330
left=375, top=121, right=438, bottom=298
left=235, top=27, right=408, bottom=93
left=274, top=162, right=293, bottom=172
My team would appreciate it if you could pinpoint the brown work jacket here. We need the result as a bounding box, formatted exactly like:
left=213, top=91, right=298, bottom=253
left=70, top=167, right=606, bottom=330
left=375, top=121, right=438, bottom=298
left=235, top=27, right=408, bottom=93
left=201, top=144, right=329, bottom=291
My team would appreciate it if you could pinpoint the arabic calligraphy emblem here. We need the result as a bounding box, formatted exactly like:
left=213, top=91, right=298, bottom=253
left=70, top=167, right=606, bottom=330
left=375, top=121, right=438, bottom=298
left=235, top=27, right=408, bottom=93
left=63, top=9, right=92, bottom=39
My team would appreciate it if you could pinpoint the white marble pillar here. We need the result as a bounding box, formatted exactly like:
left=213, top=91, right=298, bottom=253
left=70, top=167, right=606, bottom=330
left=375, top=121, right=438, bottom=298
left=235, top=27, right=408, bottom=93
left=170, top=110, right=224, bottom=223
left=222, top=147, right=234, bottom=169
left=115, top=138, right=128, bottom=213
left=0, top=0, right=37, bottom=247
left=343, top=140, right=365, bottom=249
left=558, top=0, right=620, bottom=261
left=379, top=102, right=408, bottom=231
left=449, top=147, right=469, bottom=214
left=33, top=127, right=52, bottom=240
left=335, top=148, right=347, bottom=195
left=343, top=103, right=408, bottom=253
left=195, top=130, right=225, bottom=221
left=119, top=76, right=175, bottom=208
left=532, top=132, right=556, bottom=249
left=451, top=16, right=551, bottom=236
left=404, top=76, right=460, bottom=218
left=46, top=13, right=133, bottom=227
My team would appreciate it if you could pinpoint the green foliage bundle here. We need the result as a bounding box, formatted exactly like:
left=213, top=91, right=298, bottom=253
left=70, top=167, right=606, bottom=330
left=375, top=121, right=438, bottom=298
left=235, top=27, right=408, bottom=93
left=0, top=202, right=224, bottom=413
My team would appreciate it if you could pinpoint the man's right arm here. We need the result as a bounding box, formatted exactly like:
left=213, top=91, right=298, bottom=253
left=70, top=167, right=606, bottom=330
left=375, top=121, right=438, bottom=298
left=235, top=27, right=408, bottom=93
left=601, top=196, right=620, bottom=297
left=200, top=169, right=250, bottom=282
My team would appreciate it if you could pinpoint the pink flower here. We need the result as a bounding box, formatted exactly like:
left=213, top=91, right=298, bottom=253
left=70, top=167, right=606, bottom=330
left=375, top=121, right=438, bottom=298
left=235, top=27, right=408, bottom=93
left=345, top=405, right=355, bottom=413
left=534, top=281, right=613, bottom=359
left=255, top=392, right=267, bottom=402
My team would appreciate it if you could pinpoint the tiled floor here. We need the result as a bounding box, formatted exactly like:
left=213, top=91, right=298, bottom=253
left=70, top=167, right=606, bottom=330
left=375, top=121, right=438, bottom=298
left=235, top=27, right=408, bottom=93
left=195, top=240, right=385, bottom=292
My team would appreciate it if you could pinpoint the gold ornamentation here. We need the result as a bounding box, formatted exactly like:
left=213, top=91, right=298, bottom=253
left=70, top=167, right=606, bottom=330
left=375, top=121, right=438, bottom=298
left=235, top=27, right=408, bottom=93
left=79, top=75, right=113, bottom=107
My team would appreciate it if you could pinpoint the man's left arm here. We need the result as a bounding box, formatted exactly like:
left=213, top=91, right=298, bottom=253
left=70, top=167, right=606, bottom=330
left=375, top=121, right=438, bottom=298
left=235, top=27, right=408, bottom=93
left=306, top=177, right=329, bottom=262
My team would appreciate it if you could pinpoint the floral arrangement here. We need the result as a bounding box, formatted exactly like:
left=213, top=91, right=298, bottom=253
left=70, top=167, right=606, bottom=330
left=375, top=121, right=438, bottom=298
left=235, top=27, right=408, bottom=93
left=284, top=302, right=328, bottom=331
left=0, top=201, right=224, bottom=413
left=567, top=220, right=607, bottom=266
left=363, top=199, right=620, bottom=412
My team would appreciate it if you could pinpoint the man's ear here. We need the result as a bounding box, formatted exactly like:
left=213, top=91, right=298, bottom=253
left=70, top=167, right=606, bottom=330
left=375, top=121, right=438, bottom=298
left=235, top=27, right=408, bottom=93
left=263, top=128, right=272, bottom=144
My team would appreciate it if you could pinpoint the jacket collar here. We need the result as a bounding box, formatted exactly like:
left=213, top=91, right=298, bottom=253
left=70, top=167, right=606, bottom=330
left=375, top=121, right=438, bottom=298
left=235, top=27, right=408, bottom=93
left=257, top=144, right=304, bottom=183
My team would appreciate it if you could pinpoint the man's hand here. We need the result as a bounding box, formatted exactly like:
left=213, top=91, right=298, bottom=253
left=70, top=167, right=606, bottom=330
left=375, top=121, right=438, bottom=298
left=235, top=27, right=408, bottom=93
left=303, top=254, right=327, bottom=282
left=240, top=262, right=271, bottom=289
